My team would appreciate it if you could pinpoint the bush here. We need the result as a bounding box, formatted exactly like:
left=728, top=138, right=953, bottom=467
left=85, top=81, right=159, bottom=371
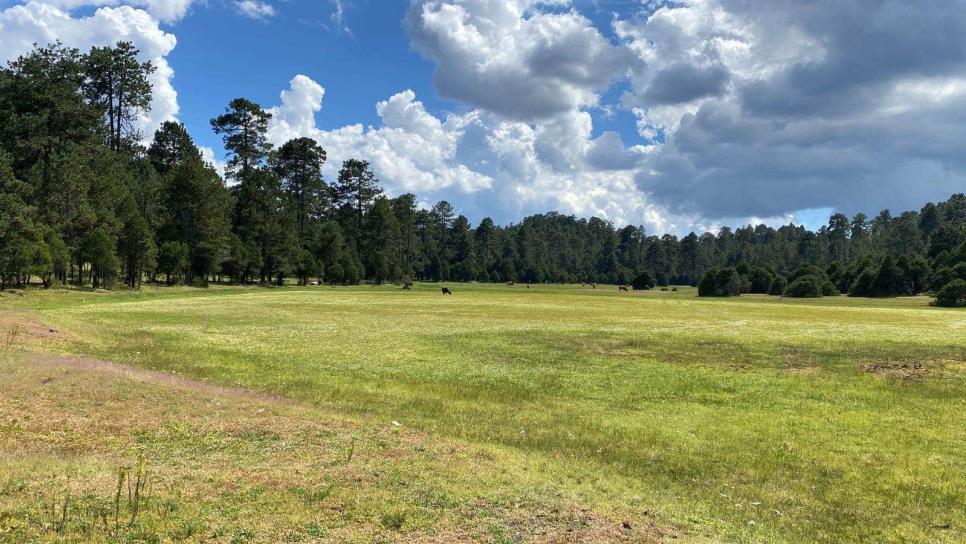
left=784, top=275, right=822, bottom=298
left=698, top=267, right=741, bottom=297
left=933, top=279, right=966, bottom=307
left=821, top=280, right=839, bottom=297
left=848, top=268, right=876, bottom=297
left=788, top=264, right=825, bottom=284
left=768, top=275, right=787, bottom=296
left=929, top=266, right=956, bottom=292
left=631, top=271, right=655, bottom=290
left=697, top=268, right=719, bottom=296
left=748, top=267, right=774, bottom=294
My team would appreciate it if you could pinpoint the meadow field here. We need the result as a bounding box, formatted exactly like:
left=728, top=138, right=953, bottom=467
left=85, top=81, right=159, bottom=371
left=1, top=283, right=964, bottom=543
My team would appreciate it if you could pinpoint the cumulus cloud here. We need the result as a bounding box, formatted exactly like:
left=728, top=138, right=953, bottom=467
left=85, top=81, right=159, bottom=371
left=235, top=0, right=275, bottom=20
left=35, top=0, right=196, bottom=23
left=615, top=0, right=966, bottom=219
left=264, top=75, right=672, bottom=230
left=0, top=1, right=180, bottom=140
left=405, top=0, right=636, bottom=121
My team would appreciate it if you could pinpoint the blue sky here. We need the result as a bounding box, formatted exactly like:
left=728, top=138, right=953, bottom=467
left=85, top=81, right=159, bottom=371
left=2, top=0, right=964, bottom=234
left=170, top=1, right=440, bottom=153
left=166, top=0, right=643, bottom=167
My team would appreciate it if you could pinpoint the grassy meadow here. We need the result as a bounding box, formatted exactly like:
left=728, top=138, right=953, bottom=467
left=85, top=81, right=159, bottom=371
left=1, top=283, right=964, bottom=543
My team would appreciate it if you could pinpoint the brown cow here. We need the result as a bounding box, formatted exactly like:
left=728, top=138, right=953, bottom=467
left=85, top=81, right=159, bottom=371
left=402, top=282, right=413, bottom=290
left=619, top=285, right=629, bottom=292
left=441, top=287, right=452, bottom=295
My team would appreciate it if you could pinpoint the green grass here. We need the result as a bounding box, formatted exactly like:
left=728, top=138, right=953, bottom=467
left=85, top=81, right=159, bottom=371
left=2, top=283, right=964, bottom=542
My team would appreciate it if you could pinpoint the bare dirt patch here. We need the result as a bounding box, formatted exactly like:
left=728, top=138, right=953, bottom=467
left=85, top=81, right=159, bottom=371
left=0, top=310, right=72, bottom=344
left=862, top=361, right=928, bottom=379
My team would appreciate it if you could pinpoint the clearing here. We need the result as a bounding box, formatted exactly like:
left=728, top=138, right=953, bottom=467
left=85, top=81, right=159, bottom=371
left=0, top=283, right=963, bottom=543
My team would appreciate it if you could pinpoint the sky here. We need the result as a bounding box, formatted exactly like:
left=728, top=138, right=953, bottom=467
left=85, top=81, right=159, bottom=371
left=2, top=0, right=965, bottom=235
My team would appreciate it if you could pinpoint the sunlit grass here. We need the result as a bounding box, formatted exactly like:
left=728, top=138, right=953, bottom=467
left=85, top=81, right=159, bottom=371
left=3, top=283, right=965, bottom=542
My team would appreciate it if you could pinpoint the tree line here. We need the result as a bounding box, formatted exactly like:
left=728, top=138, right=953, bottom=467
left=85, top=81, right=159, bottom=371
left=1, top=43, right=964, bottom=306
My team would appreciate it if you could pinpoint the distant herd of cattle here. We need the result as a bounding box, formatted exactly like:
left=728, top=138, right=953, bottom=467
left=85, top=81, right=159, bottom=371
left=404, top=281, right=631, bottom=295
left=336, top=280, right=632, bottom=295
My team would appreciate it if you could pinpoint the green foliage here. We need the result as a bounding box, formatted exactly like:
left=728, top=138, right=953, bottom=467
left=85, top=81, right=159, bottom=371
left=0, top=154, right=43, bottom=289
left=210, top=98, right=273, bottom=177
left=698, top=267, right=741, bottom=297
left=81, top=227, right=119, bottom=288
left=157, top=241, right=189, bottom=284
left=933, top=279, right=966, bottom=307
left=631, top=271, right=655, bottom=290
left=768, top=275, right=787, bottom=295
left=849, top=268, right=877, bottom=297
left=784, top=275, right=822, bottom=298
left=748, top=267, right=775, bottom=294
left=84, top=42, right=155, bottom=151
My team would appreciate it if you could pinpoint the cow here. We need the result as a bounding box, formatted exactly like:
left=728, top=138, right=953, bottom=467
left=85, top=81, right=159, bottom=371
left=506, top=281, right=515, bottom=287
left=591, top=283, right=597, bottom=289
left=619, top=285, right=629, bottom=292
left=527, top=284, right=531, bottom=289
left=402, top=282, right=413, bottom=290
left=441, top=287, right=453, bottom=295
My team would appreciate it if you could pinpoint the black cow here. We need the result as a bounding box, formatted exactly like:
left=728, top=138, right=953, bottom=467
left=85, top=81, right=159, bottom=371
left=441, top=287, right=453, bottom=295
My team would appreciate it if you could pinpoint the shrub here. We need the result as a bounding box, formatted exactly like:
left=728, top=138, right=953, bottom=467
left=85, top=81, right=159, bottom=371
left=631, top=271, right=655, bottom=290
left=848, top=268, right=876, bottom=297
left=784, top=275, right=822, bottom=298
left=869, top=255, right=902, bottom=297
left=933, top=279, right=966, bottom=307
left=698, top=267, right=741, bottom=297
left=768, top=275, right=787, bottom=296
left=748, top=267, right=775, bottom=294
left=698, top=268, right=720, bottom=296
left=928, top=266, right=956, bottom=292
left=821, top=280, right=839, bottom=297
left=326, top=262, right=345, bottom=284
left=788, top=264, right=825, bottom=284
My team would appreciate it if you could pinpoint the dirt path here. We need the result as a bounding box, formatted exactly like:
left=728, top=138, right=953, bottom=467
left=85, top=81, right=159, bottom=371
left=22, top=351, right=296, bottom=406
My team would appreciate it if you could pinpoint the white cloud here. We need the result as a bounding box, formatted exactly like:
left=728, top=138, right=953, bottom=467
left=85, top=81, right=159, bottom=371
left=405, top=0, right=635, bottom=121
left=35, top=0, right=196, bottom=24
left=330, top=0, right=351, bottom=34
left=616, top=0, right=966, bottom=219
left=0, top=1, right=180, bottom=141
left=199, top=146, right=227, bottom=177
left=263, top=75, right=676, bottom=231
left=235, top=0, right=275, bottom=20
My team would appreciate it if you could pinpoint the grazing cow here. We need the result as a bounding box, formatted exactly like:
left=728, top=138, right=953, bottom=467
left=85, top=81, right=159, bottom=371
left=506, top=281, right=515, bottom=287
left=402, top=282, right=413, bottom=290
left=619, top=285, right=629, bottom=292
left=441, top=287, right=452, bottom=295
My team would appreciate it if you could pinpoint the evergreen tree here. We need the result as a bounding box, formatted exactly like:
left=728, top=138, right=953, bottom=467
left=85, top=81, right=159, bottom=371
left=83, top=42, right=155, bottom=151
